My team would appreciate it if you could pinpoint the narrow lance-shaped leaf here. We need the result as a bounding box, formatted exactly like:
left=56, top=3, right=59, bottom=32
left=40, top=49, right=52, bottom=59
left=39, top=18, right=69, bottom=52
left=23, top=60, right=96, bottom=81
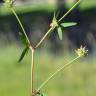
left=57, top=26, right=63, bottom=40
left=53, top=11, right=56, bottom=21
left=61, top=22, right=77, bottom=27
left=53, top=11, right=60, bottom=21
left=19, top=32, right=29, bottom=46
left=18, top=46, right=29, bottom=62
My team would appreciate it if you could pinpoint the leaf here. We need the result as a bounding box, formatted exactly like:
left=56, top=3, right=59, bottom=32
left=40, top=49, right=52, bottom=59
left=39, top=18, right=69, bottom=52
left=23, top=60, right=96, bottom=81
left=53, top=11, right=56, bottom=21
left=52, top=11, right=60, bottom=21
left=19, top=32, right=29, bottom=46
left=57, top=26, right=63, bottom=40
left=61, top=22, right=77, bottom=27
left=18, top=46, right=29, bottom=62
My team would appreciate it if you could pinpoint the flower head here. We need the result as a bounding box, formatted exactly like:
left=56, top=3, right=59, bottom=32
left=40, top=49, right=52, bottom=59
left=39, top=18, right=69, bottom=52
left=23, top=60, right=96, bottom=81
left=4, top=0, right=14, bottom=8
left=50, top=12, right=58, bottom=28
left=75, top=45, right=88, bottom=57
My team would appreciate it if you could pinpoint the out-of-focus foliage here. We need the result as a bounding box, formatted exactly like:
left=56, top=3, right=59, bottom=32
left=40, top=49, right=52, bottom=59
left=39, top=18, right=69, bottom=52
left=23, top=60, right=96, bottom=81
left=0, top=4, right=56, bottom=16
left=0, top=45, right=96, bottom=96
left=0, top=0, right=96, bottom=16
left=80, top=0, right=96, bottom=10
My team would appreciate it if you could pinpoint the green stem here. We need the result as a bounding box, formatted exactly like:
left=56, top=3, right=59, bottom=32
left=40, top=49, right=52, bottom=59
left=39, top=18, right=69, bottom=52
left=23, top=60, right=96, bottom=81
left=30, top=46, right=35, bottom=94
left=35, top=27, right=54, bottom=49
left=10, top=8, right=30, bottom=44
left=58, top=0, right=81, bottom=22
left=37, top=56, right=80, bottom=91
left=35, top=0, right=81, bottom=49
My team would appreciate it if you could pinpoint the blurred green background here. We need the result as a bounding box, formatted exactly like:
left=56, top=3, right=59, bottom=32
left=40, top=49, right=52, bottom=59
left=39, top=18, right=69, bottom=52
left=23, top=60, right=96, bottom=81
left=0, top=45, right=96, bottom=96
left=0, top=0, right=96, bottom=96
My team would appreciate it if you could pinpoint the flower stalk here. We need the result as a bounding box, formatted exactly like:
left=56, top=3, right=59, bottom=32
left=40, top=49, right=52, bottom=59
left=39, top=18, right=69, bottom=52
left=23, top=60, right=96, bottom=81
left=36, top=45, right=88, bottom=92
left=37, top=56, right=80, bottom=92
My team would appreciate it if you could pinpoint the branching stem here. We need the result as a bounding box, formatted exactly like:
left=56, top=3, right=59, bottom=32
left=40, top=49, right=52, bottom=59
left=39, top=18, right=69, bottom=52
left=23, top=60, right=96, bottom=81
left=11, top=7, right=35, bottom=95
left=35, top=0, right=80, bottom=49
left=8, top=0, right=81, bottom=95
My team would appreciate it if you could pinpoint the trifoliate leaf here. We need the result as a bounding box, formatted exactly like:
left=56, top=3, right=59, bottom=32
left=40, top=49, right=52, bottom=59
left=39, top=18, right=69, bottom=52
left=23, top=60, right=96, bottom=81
left=57, top=26, right=63, bottom=40
left=61, top=22, right=77, bottom=27
left=18, top=46, right=29, bottom=62
left=19, top=32, right=29, bottom=46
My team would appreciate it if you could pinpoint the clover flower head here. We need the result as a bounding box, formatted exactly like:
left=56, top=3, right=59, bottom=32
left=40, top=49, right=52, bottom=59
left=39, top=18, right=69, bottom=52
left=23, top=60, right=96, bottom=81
left=4, top=0, right=14, bottom=8
left=75, top=45, right=88, bottom=57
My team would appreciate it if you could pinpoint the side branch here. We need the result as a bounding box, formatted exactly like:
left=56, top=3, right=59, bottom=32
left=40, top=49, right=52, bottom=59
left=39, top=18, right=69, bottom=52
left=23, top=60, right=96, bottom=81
left=35, top=27, right=54, bottom=49
left=37, top=56, right=80, bottom=91
left=58, top=0, right=81, bottom=22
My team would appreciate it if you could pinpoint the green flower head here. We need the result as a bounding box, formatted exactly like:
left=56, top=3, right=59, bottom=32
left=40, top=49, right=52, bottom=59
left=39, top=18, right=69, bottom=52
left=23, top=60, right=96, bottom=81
left=50, top=12, right=58, bottom=28
left=4, top=0, right=14, bottom=8
left=75, top=45, right=88, bottom=57
left=50, top=19, right=58, bottom=28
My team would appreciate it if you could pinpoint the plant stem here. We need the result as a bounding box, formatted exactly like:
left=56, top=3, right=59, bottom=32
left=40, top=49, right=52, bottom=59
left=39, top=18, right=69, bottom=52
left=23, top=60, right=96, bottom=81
left=10, top=8, right=30, bottom=44
left=35, top=27, right=54, bottom=49
left=11, top=7, right=36, bottom=95
left=30, top=46, right=35, bottom=94
left=58, top=0, right=81, bottom=22
left=37, top=56, right=80, bottom=91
